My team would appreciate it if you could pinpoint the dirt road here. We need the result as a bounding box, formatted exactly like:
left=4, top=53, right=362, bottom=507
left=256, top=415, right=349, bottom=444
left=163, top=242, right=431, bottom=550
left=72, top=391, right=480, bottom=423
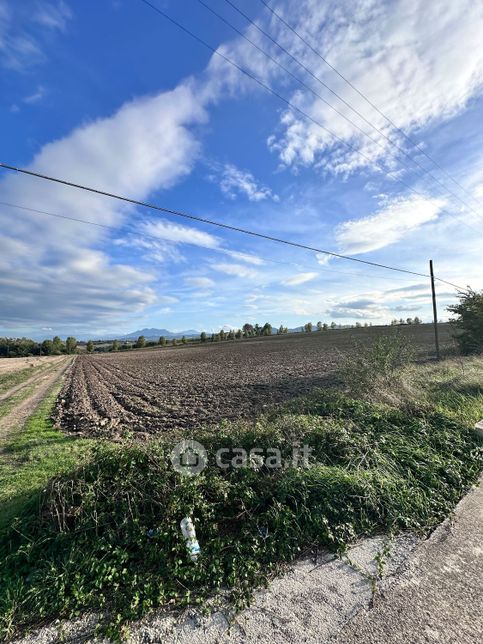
left=0, top=356, right=72, bottom=444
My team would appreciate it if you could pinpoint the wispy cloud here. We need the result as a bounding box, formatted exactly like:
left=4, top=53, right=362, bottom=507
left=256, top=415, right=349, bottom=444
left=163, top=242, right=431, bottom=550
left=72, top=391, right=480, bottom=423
left=143, top=220, right=220, bottom=249
left=223, top=0, right=483, bottom=175
left=22, top=84, right=46, bottom=104
left=211, top=262, right=259, bottom=279
left=34, top=0, right=72, bottom=31
left=185, top=277, right=215, bottom=288
left=224, top=249, right=265, bottom=265
left=282, top=272, right=318, bottom=286
left=212, top=162, right=279, bottom=202
left=0, top=1, right=72, bottom=71
left=336, top=196, right=445, bottom=254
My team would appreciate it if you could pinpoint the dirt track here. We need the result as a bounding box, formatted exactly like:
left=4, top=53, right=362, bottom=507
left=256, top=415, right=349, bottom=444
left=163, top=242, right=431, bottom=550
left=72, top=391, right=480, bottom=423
left=0, top=357, right=71, bottom=443
left=0, top=355, right=63, bottom=376
left=54, top=325, right=451, bottom=437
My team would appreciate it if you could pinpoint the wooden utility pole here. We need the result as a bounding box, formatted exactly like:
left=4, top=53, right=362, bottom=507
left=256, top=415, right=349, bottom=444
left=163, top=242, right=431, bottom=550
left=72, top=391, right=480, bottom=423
left=429, top=259, right=440, bottom=360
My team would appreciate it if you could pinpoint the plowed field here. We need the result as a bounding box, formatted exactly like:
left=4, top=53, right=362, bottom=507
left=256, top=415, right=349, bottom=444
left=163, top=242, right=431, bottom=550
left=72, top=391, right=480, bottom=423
left=54, top=324, right=451, bottom=437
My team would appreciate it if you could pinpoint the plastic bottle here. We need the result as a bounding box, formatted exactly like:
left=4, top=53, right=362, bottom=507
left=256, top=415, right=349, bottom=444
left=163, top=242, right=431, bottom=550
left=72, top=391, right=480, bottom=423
left=180, top=517, right=201, bottom=562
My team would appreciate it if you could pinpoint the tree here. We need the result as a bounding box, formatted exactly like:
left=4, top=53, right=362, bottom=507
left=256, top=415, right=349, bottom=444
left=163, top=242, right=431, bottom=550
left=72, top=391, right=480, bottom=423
left=304, top=322, right=313, bottom=333
left=316, top=321, right=322, bottom=331
left=330, top=322, right=337, bottom=329
left=52, top=336, right=64, bottom=354
left=111, top=339, right=120, bottom=351
left=322, top=323, right=329, bottom=331
left=228, top=329, right=235, bottom=340
left=200, top=331, right=207, bottom=343
left=172, top=338, right=177, bottom=346
left=413, top=316, right=422, bottom=324
left=262, top=322, right=272, bottom=336
left=406, top=318, right=413, bottom=325
left=355, top=322, right=362, bottom=328
left=235, top=329, right=242, bottom=339
left=65, top=337, right=77, bottom=354
left=448, top=289, right=483, bottom=354
left=158, top=336, right=166, bottom=346
left=86, top=340, right=94, bottom=353
left=41, top=339, right=53, bottom=355
left=219, top=329, right=226, bottom=341
left=181, top=335, right=187, bottom=344
left=242, top=323, right=254, bottom=338
left=135, top=335, right=146, bottom=349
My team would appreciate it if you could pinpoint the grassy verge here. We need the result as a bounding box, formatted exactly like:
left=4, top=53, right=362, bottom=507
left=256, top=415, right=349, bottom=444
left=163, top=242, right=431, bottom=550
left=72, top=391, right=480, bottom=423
left=0, top=385, right=93, bottom=532
left=0, top=358, right=481, bottom=640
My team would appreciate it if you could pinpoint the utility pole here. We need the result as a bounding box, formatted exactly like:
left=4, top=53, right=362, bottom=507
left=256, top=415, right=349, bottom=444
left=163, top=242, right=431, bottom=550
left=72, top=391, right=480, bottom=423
left=429, top=259, right=440, bottom=360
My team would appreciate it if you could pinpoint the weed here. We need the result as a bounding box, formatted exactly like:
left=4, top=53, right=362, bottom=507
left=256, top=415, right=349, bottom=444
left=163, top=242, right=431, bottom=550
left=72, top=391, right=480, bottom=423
left=339, top=331, right=414, bottom=400
left=0, top=360, right=482, bottom=639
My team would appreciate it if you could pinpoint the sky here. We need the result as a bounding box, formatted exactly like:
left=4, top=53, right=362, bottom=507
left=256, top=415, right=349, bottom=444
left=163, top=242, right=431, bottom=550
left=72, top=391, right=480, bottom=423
left=1, top=0, right=483, bottom=339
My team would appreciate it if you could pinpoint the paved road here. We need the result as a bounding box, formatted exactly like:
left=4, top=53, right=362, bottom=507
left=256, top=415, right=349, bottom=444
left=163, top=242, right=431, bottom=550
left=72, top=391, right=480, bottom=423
left=334, top=478, right=483, bottom=644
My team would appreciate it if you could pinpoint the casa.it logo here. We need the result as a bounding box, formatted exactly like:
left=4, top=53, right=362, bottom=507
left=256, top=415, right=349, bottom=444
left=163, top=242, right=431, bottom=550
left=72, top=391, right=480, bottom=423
left=170, top=439, right=208, bottom=476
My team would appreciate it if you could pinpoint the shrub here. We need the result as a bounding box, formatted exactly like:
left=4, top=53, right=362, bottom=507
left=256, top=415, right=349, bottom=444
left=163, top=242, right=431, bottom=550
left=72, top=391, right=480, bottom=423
left=448, top=289, right=483, bottom=355
left=339, top=332, right=414, bottom=398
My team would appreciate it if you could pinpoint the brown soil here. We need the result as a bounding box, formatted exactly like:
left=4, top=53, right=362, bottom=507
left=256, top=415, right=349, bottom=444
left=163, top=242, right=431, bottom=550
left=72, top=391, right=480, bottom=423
left=54, top=324, right=451, bottom=438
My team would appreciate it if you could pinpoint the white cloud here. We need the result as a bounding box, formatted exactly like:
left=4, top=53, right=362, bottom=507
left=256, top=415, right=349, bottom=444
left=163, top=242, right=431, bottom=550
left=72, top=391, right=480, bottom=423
left=336, top=196, right=445, bottom=254
left=35, top=0, right=72, bottom=31
left=220, top=0, right=483, bottom=175
left=0, top=1, right=71, bottom=71
left=142, top=220, right=219, bottom=249
left=214, top=163, right=279, bottom=202
left=315, top=253, right=333, bottom=266
left=23, top=85, right=46, bottom=104
left=211, top=263, right=259, bottom=279
left=224, top=249, right=265, bottom=265
left=185, top=277, right=215, bottom=288
left=0, top=81, right=210, bottom=329
left=282, top=272, right=318, bottom=286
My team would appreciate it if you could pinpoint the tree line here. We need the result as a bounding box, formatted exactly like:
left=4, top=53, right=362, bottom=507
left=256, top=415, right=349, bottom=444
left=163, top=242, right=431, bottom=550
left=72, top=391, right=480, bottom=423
left=0, top=336, right=78, bottom=358
left=2, top=290, right=481, bottom=358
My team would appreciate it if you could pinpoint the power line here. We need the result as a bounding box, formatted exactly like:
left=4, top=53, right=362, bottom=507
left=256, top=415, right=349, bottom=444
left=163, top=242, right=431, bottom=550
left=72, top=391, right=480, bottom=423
left=137, top=0, right=481, bottom=237
left=0, top=163, right=469, bottom=292
left=220, top=0, right=483, bottom=226
left=0, top=200, right=421, bottom=284
left=258, top=0, right=483, bottom=214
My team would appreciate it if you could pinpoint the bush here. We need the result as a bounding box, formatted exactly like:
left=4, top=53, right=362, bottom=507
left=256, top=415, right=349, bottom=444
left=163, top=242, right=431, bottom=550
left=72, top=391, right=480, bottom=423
left=340, top=332, right=414, bottom=397
left=448, top=289, right=483, bottom=355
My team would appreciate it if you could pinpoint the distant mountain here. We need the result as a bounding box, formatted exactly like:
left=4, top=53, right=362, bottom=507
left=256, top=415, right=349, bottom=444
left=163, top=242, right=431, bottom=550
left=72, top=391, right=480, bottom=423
left=116, top=328, right=201, bottom=341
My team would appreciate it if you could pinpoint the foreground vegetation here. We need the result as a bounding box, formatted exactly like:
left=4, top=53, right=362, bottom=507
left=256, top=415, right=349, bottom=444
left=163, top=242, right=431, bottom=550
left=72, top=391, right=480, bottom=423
left=0, top=352, right=481, bottom=640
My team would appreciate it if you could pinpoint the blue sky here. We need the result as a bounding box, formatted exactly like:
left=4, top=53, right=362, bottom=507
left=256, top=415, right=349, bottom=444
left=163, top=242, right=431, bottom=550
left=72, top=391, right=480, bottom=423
left=1, top=0, right=483, bottom=338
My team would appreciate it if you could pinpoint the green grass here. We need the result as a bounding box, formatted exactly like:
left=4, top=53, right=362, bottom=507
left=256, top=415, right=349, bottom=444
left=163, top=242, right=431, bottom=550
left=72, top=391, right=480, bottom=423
left=0, top=358, right=481, bottom=640
left=0, top=385, right=93, bottom=533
